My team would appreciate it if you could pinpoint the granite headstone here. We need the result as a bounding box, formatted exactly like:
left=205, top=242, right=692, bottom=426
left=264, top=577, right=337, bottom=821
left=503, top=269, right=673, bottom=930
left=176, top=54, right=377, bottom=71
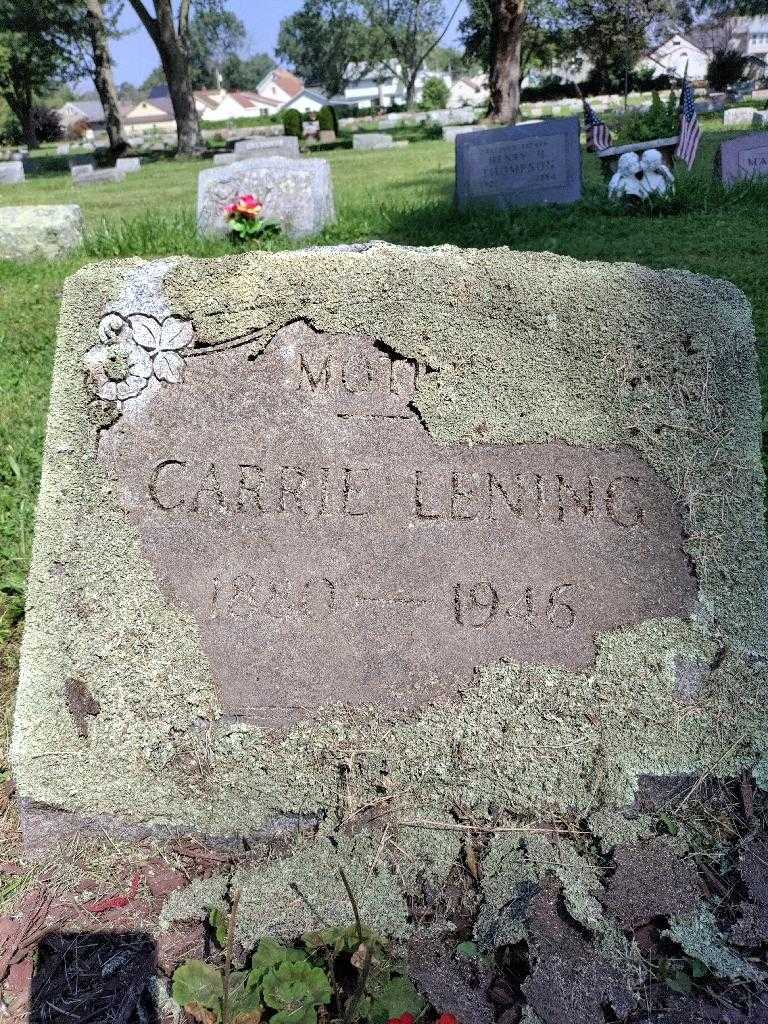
left=0, top=161, right=25, bottom=184
left=233, top=136, right=299, bottom=158
left=455, top=117, right=582, bottom=210
left=716, top=131, right=768, bottom=186
left=352, top=133, right=394, bottom=151
left=197, top=156, right=335, bottom=239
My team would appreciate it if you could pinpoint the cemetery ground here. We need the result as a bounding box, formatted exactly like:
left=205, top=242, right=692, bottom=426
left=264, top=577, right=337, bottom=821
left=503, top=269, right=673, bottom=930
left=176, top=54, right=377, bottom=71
left=1, top=116, right=768, bottom=1019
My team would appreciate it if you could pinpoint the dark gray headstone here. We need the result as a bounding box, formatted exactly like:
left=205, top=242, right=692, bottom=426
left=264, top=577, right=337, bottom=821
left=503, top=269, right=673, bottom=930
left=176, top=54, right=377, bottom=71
left=716, top=132, right=768, bottom=187
left=455, top=117, right=582, bottom=210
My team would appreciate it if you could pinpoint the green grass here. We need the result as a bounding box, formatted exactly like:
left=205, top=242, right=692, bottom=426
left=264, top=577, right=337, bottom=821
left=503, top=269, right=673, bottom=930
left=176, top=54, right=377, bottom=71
left=1, top=118, right=767, bottom=651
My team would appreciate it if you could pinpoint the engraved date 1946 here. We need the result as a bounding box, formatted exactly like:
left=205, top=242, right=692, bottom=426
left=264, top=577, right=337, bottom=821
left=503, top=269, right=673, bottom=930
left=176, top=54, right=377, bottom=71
left=210, top=575, right=577, bottom=631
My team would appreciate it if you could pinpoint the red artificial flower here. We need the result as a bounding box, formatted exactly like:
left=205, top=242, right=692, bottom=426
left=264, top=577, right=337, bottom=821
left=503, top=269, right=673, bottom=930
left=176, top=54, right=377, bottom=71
left=225, top=194, right=265, bottom=222
left=387, top=1015, right=415, bottom=1024
left=437, top=1015, right=458, bottom=1024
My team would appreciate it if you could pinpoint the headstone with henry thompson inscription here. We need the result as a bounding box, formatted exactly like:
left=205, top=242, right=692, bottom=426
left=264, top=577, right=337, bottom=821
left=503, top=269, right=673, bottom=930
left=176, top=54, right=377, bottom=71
left=716, top=131, right=768, bottom=186
left=455, top=117, right=582, bottom=210
left=12, top=245, right=768, bottom=947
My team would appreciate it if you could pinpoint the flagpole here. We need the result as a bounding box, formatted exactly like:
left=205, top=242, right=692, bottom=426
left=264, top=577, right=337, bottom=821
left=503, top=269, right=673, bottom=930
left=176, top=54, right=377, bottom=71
left=624, top=0, right=630, bottom=113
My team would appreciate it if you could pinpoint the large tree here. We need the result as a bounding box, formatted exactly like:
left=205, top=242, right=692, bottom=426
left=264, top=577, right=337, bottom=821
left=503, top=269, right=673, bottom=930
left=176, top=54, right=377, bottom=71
left=276, top=0, right=374, bottom=97
left=0, top=0, right=85, bottom=147
left=126, top=0, right=202, bottom=153
left=84, top=0, right=128, bottom=157
left=188, top=6, right=246, bottom=88
left=221, top=53, right=275, bottom=92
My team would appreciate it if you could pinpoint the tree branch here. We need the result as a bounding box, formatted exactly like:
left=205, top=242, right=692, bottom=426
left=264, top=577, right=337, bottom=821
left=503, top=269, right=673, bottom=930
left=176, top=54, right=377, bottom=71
left=178, top=0, right=191, bottom=38
left=417, top=0, right=463, bottom=65
left=127, top=0, right=158, bottom=42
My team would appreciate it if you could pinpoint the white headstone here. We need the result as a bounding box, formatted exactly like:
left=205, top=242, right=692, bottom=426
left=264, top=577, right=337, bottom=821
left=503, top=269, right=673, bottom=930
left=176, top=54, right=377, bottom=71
left=0, top=161, right=25, bottom=184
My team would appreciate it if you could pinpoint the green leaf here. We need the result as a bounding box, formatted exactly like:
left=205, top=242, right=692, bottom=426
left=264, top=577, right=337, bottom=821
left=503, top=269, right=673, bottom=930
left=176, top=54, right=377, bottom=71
left=172, top=960, right=224, bottom=1010
left=690, top=958, right=708, bottom=979
left=230, top=972, right=265, bottom=1018
left=456, top=940, right=480, bottom=959
left=271, top=1009, right=316, bottom=1024
left=209, top=908, right=229, bottom=948
left=249, top=937, right=305, bottom=984
left=368, top=976, right=426, bottom=1024
left=666, top=970, right=692, bottom=994
left=262, top=961, right=332, bottom=1011
left=657, top=812, right=679, bottom=836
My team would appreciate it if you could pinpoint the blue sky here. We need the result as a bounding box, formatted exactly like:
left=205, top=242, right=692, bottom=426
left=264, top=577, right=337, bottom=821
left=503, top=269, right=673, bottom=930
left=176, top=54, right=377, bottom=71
left=110, top=0, right=466, bottom=87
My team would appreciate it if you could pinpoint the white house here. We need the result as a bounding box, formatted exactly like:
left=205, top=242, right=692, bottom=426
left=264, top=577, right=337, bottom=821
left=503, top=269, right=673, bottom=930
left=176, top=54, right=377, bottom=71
left=255, top=67, right=305, bottom=109
left=641, top=34, right=710, bottom=80
left=448, top=75, right=489, bottom=109
left=281, top=87, right=328, bottom=114
left=196, top=89, right=281, bottom=121
left=341, top=62, right=452, bottom=109
left=730, top=16, right=768, bottom=64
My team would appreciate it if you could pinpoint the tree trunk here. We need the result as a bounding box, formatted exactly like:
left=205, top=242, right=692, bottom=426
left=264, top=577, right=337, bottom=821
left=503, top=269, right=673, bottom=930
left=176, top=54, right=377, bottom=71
left=4, top=89, right=37, bottom=148
left=405, top=70, right=419, bottom=108
left=85, top=0, right=129, bottom=159
left=488, top=0, right=526, bottom=124
left=127, top=0, right=202, bottom=155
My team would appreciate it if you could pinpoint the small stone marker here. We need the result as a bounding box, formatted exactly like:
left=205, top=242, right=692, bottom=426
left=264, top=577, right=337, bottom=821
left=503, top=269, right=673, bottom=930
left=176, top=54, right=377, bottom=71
left=13, top=240, right=768, bottom=919
left=318, top=129, right=337, bottom=144
left=716, top=131, right=768, bottom=186
left=352, top=133, right=394, bottom=151
left=443, top=124, right=489, bottom=143
left=0, top=204, right=83, bottom=259
left=197, top=156, right=335, bottom=239
left=456, top=117, right=582, bottom=210
left=0, top=161, right=25, bottom=184
left=724, top=107, right=757, bottom=127
left=234, top=136, right=299, bottom=158
left=70, top=163, right=95, bottom=180
left=116, top=157, right=141, bottom=173
left=73, top=168, right=127, bottom=186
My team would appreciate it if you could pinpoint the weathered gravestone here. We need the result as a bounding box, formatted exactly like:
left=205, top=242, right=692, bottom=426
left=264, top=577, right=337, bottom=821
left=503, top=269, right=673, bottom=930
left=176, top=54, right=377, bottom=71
left=234, top=136, right=299, bottom=158
left=70, top=163, right=95, bottom=180
left=724, top=107, right=757, bottom=127
left=13, top=244, right=768, bottom=952
left=197, top=156, right=335, bottom=239
left=0, top=161, right=25, bottom=184
left=116, top=157, right=141, bottom=173
left=0, top=204, right=83, bottom=259
left=716, top=131, right=768, bottom=186
left=456, top=118, right=582, bottom=210
left=213, top=147, right=290, bottom=167
left=443, top=124, right=489, bottom=143
left=73, top=168, right=127, bottom=186
left=352, top=133, right=394, bottom=151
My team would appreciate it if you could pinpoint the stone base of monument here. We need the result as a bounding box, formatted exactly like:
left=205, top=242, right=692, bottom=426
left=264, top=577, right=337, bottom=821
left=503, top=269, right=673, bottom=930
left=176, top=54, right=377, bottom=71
left=197, top=156, right=335, bottom=239
left=12, top=243, right=768, bottom=957
left=0, top=204, right=83, bottom=259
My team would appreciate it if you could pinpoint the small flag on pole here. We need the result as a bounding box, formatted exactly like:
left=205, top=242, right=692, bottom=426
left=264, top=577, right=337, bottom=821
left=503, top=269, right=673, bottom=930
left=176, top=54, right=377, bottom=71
left=675, top=75, right=701, bottom=169
left=582, top=99, right=614, bottom=152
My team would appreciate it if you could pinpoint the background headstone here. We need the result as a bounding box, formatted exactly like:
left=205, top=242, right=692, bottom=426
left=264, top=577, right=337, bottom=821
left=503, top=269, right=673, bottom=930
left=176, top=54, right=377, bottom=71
left=73, top=168, right=126, bottom=186
left=0, top=161, right=25, bottom=184
left=724, top=107, right=757, bottom=127
left=318, top=129, right=337, bottom=144
left=116, top=157, right=141, bottom=173
left=12, top=245, right=767, bottom=961
left=352, top=133, right=394, bottom=151
left=716, top=131, right=768, bottom=186
left=233, top=136, right=299, bottom=158
left=0, top=204, right=83, bottom=259
left=443, top=124, right=490, bottom=143
left=56, top=143, right=71, bottom=155
left=197, top=156, right=335, bottom=239
left=455, top=117, right=582, bottom=210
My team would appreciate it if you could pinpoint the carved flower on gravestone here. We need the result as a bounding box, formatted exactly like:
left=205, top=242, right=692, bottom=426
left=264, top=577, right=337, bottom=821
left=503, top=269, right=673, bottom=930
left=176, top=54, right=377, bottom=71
left=84, top=313, right=195, bottom=404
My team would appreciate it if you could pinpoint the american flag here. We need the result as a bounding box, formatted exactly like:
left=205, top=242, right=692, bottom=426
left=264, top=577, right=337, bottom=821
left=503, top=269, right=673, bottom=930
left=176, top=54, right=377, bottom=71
left=675, top=76, right=701, bottom=169
left=582, top=99, right=613, bottom=152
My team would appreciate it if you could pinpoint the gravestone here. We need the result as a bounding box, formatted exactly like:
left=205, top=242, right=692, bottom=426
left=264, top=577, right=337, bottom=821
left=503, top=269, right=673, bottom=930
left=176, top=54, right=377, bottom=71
left=352, top=133, right=394, bottom=151
left=716, top=132, right=768, bottom=186
left=116, top=157, right=141, bottom=173
left=0, top=161, right=25, bottom=184
left=724, top=107, right=757, bottom=127
left=13, top=244, right=768, bottom=965
left=429, top=108, right=478, bottom=126
left=233, top=136, right=299, bottom=158
left=197, top=156, right=335, bottom=239
left=213, top=147, right=290, bottom=167
left=0, top=204, right=83, bottom=259
left=318, top=129, right=337, bottom=144
left=443, top=124, right=489, bottom=143
left=73, top=168, right=127, bottom=186
left=56, top=144, right=71, bottom=156
left=456, top=117, right=582, bottom=210
left=70, top=162, right=95, bottom=180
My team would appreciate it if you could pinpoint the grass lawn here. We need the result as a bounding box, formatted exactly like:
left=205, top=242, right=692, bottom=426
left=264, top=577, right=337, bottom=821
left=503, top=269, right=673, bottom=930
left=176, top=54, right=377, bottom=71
left=0, top=117, right=767, bottom=668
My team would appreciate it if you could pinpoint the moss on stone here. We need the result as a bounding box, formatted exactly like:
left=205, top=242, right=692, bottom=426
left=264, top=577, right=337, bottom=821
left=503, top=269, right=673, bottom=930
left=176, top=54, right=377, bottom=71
left=11, top=244, right=768, bottom=943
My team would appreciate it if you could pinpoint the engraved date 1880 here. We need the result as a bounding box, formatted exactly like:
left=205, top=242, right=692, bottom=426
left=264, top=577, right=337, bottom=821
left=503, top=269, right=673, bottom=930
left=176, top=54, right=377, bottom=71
left=210, top=575, right=576, bottom=632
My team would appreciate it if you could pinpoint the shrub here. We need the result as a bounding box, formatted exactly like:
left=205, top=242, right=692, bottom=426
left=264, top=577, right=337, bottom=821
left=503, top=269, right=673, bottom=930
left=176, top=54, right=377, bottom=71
left=421, top=76, right=450, bottom=110
left=282, top=108, right=302, bottom=138
left=707, top=48, right=754, bottom=91
left=317, top=105, right=335, bottom=133
left=0, top=106, right=63, bottom=146
left=614, top=90, right=678, bottom=145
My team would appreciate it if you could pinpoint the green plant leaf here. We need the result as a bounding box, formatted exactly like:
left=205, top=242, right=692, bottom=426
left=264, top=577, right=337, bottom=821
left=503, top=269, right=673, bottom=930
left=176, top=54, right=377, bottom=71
left=172, top=960, right=224, bottom=1011
left=209, top=908, right=229, bottom=948
left=271, top=1009, right=316, bottom=1024
left=262, top=961, right=332, bottom=1011
left=456, top=940, right=480, bottom=959
left=249, top=937, right=306, bottom=985
left=368, top=975, right=426, bottom=1024
left=230, top=972, right=265, bottom=1018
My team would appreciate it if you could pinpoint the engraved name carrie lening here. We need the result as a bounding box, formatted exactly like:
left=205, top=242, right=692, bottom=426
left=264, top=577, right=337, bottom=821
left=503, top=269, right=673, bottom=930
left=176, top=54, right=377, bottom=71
left=92, top=316, right=697, bottom=725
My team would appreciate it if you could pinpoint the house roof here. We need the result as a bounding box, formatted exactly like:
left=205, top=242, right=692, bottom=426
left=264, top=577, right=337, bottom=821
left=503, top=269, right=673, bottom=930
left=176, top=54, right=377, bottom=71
left=125, top=95, right=175, bottom=123
left=268, top=67, right=304, bottom=98
left=148, top=84, right=170, bottom=99
left=61, top=99, right=107, bottom=121
left=287, top=88, right=328, bottom=105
